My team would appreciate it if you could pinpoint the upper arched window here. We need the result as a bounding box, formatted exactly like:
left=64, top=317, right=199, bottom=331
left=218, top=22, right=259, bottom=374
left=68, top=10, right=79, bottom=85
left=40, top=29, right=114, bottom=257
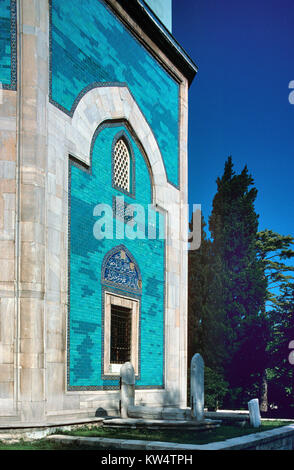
left=112, top=132, right=135, bottom=197
left=113, top=138, right=131, bottom=193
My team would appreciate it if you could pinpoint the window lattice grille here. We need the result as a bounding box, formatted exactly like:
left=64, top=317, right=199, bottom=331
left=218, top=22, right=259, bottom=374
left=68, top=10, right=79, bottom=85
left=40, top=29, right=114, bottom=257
left=113, top=139, right=130, bottom=192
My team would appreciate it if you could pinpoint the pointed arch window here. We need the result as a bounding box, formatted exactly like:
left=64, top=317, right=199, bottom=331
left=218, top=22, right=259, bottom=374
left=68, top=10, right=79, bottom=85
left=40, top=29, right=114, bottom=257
left=112, top=132, right=135, bottom=197
left=113, top=138, right=130, bottom=192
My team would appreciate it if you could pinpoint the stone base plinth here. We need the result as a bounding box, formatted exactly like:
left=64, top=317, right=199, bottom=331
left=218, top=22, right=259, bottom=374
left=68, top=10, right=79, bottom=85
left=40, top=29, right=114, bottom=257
left=102, top=417, right=221, bottom=431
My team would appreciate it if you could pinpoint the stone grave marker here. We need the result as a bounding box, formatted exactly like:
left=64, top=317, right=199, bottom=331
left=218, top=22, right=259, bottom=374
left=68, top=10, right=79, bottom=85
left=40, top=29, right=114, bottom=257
left=190, top=353, right=204, bottom=421
left=120, top=362, right=135, bottom=418
left=248, top=398, right=261, bottom=428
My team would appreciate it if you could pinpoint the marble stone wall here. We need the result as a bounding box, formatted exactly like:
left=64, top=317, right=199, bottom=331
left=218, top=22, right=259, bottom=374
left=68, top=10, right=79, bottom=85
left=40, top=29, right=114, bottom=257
left=0, top=89, right=17, bottom=418
left=0, top=0, right=190, bottom=424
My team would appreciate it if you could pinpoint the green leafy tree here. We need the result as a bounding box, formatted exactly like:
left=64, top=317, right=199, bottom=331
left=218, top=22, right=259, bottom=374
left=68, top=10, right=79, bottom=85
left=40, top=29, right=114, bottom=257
left=188, top=157, right=293, bottom=412
left=204, top=367, right=229, bottom=411
left=256, top=229, right=294, bottom=308
left=255, top=230, right=294, bottom=411
left=267, top=283, right=294, bottom=414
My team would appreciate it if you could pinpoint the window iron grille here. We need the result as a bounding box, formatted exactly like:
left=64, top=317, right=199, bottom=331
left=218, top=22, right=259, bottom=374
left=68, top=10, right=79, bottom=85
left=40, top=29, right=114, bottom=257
left=110, top=304, right=132, bottom=364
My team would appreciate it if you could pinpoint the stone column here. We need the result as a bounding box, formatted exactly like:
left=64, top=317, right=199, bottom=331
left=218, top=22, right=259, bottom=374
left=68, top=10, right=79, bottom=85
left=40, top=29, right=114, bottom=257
left=18, top=0, right=49, bottom=422
left=120, top=362, right=135, bottom=418
left=178, top=78, right=189, bottom=409
left=190, top=353, right=204, bottom=421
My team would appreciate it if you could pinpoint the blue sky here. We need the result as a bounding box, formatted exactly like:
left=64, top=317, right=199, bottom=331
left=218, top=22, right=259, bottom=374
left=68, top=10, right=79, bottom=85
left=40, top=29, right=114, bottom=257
left=173, top=0, right=294, bottom=238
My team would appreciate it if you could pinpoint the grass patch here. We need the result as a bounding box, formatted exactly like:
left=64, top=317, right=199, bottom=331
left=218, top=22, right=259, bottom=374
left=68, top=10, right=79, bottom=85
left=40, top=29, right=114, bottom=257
left=58, top=420, right=293, bottom=446
left=0, top=420, right=292, bottom=450
left=0, top=439, right=75, bottom=451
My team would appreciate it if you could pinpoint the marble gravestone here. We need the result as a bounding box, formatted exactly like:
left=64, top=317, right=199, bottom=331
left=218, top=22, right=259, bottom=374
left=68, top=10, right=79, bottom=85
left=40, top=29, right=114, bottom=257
left=190, top=353, right=204, bottom=421
left=120, top=362, right=135, bottom=418
left=248, top=398, right=261, bottom=428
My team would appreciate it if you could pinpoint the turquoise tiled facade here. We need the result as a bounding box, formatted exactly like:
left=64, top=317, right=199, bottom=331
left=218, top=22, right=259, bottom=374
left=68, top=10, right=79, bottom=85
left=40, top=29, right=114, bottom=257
left=50, top=0, right=180, bottom=188
left=0, top=0, right=16, bottom=89
left=49, top=0, right=179, bottom=390
left=68, top=124, right=165, bottom=389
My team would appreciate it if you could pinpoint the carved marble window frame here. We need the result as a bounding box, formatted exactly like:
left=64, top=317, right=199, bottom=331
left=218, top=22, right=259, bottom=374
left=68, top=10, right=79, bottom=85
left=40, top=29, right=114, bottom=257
left=101, top=244, right=142, bottom=381
left=103, top=291, right=140, bottom=377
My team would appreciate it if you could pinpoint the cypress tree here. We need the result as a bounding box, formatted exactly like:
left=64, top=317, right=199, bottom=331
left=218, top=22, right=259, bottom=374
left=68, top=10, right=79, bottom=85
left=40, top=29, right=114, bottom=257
left=188, top=215, right=226, bottom=373
left=188, top=214, right=228, bottom=409
left=209, top=157, right=267, bottom=407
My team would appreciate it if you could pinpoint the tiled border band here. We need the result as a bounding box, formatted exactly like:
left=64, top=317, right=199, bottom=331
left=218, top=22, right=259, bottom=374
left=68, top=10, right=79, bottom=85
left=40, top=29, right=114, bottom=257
left=2, top=0, right=17, bottom=90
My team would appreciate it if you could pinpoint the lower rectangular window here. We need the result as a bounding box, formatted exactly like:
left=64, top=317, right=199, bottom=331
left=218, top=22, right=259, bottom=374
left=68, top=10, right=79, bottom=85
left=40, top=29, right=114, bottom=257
left=103, top=292, right=139, bottom=376
left=110, top=305, right=132, bottom=364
